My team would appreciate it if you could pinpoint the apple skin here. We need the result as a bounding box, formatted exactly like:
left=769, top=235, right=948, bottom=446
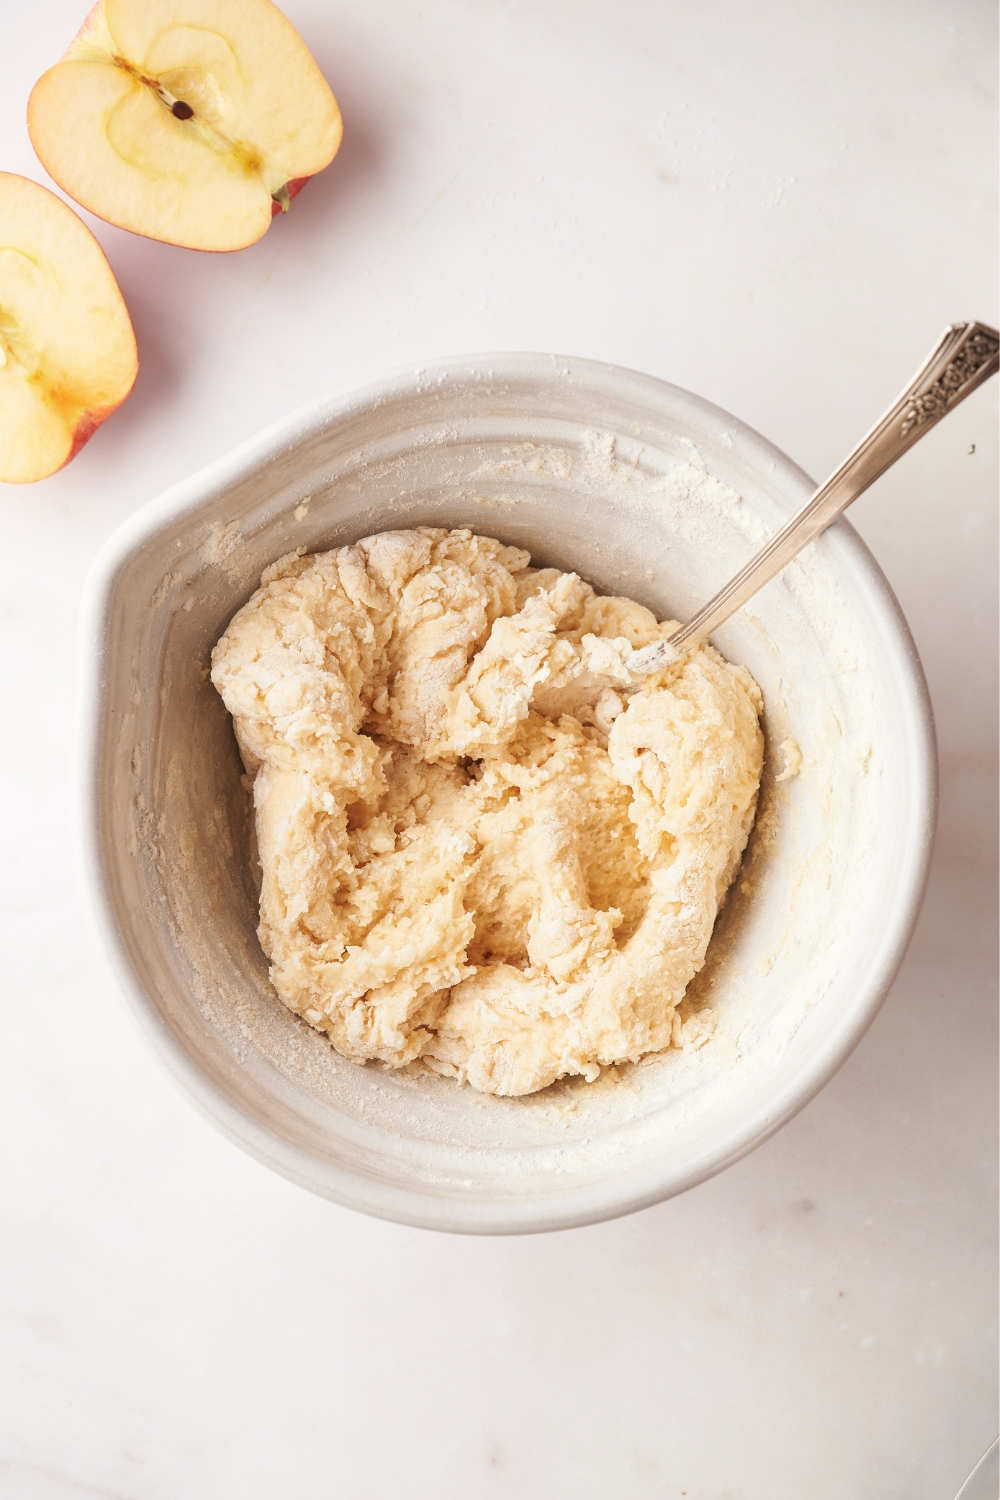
left=0, top=172, right=137, bottom=485
left=66, top=401, right=126, bottom=464
left=270, top=176, right=311, bottom=219
left=27, top=0, right=343, bottom=252
left=66, top=0, right=103, bottom=48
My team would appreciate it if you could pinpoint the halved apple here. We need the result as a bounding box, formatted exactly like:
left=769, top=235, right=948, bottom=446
left=0, top=173, right=137, bottom=485
left=27, top=0, right=342, bottom=253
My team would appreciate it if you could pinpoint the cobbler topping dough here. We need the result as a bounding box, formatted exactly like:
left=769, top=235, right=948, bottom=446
left=211, top=528, right=764, bottom=1096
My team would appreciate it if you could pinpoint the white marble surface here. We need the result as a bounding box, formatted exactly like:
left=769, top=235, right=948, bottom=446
left=1, top=2, right=996, bottom=1496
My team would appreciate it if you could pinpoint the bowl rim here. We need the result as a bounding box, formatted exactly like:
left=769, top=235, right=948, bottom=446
left=76, top=351, right=938, bottom=1234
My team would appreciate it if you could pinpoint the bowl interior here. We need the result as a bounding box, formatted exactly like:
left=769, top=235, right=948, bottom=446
left=84, top=357, right=933, bottom=1232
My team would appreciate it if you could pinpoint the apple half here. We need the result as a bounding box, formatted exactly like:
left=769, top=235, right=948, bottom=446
left=0, top=173, right=137, bottom=485
left=27, top=0, right=342, bottom=253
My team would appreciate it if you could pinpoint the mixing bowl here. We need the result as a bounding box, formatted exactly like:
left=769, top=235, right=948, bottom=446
left=78, top=354, right=936, bottom=1234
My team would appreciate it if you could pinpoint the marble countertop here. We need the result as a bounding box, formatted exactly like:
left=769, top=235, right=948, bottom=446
left=1, top=2, right=996, bottom=1496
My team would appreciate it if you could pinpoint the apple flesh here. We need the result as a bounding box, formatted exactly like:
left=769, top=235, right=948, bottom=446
left=27, top=0, right=342, bottom=253
left=0, top=173, right=137, bottom=484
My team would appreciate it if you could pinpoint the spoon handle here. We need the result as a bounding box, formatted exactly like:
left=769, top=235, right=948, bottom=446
left=668, top=320, right=999, bottom=654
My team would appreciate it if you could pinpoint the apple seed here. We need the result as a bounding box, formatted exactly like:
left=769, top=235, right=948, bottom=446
left=171, top=100, right=194, bottom=120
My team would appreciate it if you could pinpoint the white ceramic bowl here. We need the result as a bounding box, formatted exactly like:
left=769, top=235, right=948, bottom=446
left=79, top=354, right=935, bottom=1234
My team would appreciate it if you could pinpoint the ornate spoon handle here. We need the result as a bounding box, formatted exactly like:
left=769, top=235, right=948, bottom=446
left=631, top=320, right=999, bottom=670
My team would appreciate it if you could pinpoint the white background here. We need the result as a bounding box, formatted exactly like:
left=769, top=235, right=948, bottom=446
left=1, top=2, right=996, bottom=1497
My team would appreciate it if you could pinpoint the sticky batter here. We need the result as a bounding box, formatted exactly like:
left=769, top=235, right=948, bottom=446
left=211, top=528, right=764, bottom=1096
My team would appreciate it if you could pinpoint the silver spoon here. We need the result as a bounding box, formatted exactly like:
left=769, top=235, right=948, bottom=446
left=629, top=320, right=1000, bottom=673
left=953, top=1437, right=999, bottom=1500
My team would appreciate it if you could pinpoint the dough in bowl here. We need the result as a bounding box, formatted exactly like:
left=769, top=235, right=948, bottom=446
left=211, top=527, right=764, bottom=1096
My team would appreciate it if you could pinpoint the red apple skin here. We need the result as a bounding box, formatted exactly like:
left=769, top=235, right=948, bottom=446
left=4, top=384, right=137, bottom=484
left=270, top=176, right=312, bottom=218
left=67, top=0, right=102, bottom=48
left=8, top=372, right=138, bottom=485
left=66, top=394, right=133, bottom=467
